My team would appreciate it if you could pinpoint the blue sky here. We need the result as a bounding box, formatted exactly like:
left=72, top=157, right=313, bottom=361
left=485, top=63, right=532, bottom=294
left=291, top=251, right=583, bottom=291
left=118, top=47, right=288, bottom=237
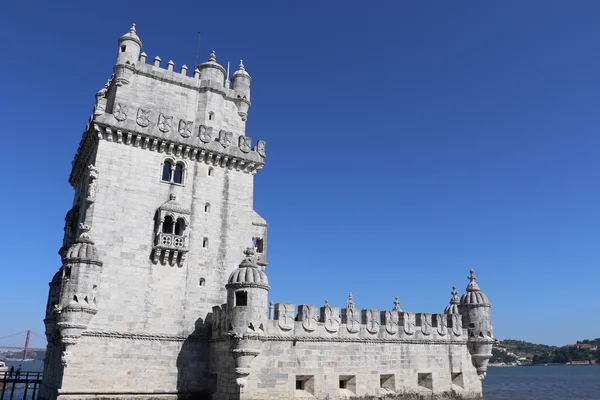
left=1, top=1, right=599, bottom=348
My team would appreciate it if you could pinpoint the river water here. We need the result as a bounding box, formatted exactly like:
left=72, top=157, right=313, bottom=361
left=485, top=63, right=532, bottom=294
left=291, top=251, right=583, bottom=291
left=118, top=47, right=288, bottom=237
left=3, top=361, right=600, bottom=399
left=484, top=365, right=600, bottom=400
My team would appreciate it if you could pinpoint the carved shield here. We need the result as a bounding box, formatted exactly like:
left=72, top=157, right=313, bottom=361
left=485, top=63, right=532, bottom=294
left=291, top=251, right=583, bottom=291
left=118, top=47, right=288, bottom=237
left=114, top=103, right=127, bottom=121
left=437, top=314, right=447, bottom=336
left=384, top=310, right=399, bottom=335
left=420, top=314, right=432, bottom=336
left=219, top=130, right=233, bottom=148
left=301, top=305, right=318, bottom=332
left=178, top=120, right=193, bottom=138
left=239, top=136, right=251, bottom=153
left=324, top=305, right=340, bottom=333
left=345, top=308, right=360, bottom=334
left=198, top=125, right=212, bottom=143
left=364, top=309, right=379, bottom=334
left=136, top=108, right=150, bottom=127
left=158, top=114, right=172, bottom=133
left=452, top=314, right=462, bottom=337
left=402, top=313, right=415, bottom=335
left=277, top=304, right=294, bottom=331
left=257, top=140, right=266, bottom=157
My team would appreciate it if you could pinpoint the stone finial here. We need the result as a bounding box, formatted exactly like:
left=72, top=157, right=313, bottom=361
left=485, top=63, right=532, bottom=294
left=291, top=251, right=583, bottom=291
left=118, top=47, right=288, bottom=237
left=393, top=296, right=401, bottom=311
left=78, top=223, right=91, bottom=239
left=209, top=50, right=216, bottom=62
left=181, top=65, right=188, bottom=74
left=243, top=247, right=255, bottom=257
left=194, top=67, right=200, bottom=79
left=324, top=300, right=329, bottom=306
left=451, top=286, right=459, bottom=298
left=346, top=292, right=355, bottom=309
left=139, top=52, right=147, bottom=63
left=153, top=56, right=161, bottom=67
left=167, top=60, right=174, bottom=72
left=130, top=23, right=136, bottom=34
left=466, top=269, right=480, bottom=292
left=238, top=59, right=245, bottom=71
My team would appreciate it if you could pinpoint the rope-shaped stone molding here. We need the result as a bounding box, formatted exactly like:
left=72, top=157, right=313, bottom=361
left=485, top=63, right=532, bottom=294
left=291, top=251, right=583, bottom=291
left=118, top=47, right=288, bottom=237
left=82, top=330, right=206, bottom=342
left=211, top=334, right=468, bottom=345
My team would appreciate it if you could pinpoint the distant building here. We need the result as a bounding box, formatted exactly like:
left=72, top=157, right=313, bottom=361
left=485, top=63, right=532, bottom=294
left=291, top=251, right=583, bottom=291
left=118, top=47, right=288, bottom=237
left=40, top=25, right=495, bottom=400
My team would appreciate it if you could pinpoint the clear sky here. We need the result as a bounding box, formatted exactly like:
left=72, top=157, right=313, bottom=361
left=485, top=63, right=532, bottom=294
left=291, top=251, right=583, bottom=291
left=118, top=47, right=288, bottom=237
left=1, top=1, right=599, bottom=348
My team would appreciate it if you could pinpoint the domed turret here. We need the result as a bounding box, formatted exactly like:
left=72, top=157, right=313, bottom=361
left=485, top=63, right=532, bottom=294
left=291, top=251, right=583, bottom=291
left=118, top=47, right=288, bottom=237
left=444, top=286, right=460, bottom=314
left=116, top=23, right=142, bottom=66
left=231, top=60, right=252, bottom=121
left=459, top=269, right=494, bottom=380
left=197, top=51, right=226, bottom=86
left=56, top=229, right=103, bottom=356
left=114, top=24, right=142, bottom=86
left=226, top=248, right=270, bottom=336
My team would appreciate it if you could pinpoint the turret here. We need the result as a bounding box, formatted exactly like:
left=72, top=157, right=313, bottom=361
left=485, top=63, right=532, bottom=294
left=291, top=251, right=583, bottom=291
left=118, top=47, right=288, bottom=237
left=197, top=51, right=226, bottom=86
left=231, top=60, right=252, bottom=121
left=226, top=247, right=270, bottom=336
left=459, top=270, right=494, bottom=379
left=444, top=286, right=460, bottom=314
left=114, top=24, right=142, bottom=86
left=55, top=227, right=103, bottom=365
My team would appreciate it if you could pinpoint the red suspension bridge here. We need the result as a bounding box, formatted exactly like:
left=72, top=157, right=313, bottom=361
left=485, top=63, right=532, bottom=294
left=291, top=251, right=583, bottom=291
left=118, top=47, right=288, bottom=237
left=0, top=330, right=46, bottom=360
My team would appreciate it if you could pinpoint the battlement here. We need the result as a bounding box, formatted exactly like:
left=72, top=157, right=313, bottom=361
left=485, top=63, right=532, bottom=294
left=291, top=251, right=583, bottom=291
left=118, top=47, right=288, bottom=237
left=211, top=300, right=466, bottom=343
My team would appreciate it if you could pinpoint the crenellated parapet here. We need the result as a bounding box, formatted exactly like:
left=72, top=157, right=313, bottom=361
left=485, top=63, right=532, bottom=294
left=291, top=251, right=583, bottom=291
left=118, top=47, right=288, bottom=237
left=212, top=294, right=466, bottom=344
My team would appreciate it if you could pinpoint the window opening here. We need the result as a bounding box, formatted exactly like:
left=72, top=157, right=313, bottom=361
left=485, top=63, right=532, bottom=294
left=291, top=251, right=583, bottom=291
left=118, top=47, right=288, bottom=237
left=175, top=218, right=185, bottom=235
left=120, top=45, right=126, bottom=52
left=296, top=380, right=304, bottom=390
left=174, top=163, right=184, bottom=184
left=204, top=203, right=210, bottom=213
left=199, top=278, right=206, bottom=287
left=208, top=167, right=214, bottom=176
left=339, top=380, right=346, bottom=389
left=208, top=111, right=214, bottom=121
left=235, top=291, right=248, bottom=306
left=162, top=216, right=174, bottom=234
left=202, top=237, right=209, bottom=248
left=162, top=161, right=173, bottom=181
left=253, top=237, right=264, bottom=253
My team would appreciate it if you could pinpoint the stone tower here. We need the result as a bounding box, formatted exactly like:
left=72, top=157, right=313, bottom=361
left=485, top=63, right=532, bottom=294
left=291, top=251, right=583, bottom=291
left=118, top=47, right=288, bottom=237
left=41, top=24, right=268, bottom=399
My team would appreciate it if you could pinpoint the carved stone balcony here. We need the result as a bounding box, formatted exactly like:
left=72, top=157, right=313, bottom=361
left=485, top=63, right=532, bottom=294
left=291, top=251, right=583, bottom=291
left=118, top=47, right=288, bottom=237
left=152, top=233, right=188, bottom=267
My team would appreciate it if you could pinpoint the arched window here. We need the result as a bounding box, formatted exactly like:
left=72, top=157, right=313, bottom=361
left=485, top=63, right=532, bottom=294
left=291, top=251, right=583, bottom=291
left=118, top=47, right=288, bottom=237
left=174, top=163, right=184, bottom=184
left=162, top=216, right=174, bottom=233
left=162, top=161, right=173, bottom=182
left=199, top=278, right=205, bottom=287
left=208, top=167, right=214, bottom=177
left=175, top=218, right=185, bottom=236
left=204, top=203, right=210, bottom=213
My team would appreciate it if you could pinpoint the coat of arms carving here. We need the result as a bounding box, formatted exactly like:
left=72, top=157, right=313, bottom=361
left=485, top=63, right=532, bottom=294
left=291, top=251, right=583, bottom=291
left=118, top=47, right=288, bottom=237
left=239, top=136, right=251, bottom=153
left=113, top=103, right=127, bottom=121
left=178, top=120, right=193, bottom=138
left=198, top=125, right=212, bottom=143
left=323, top=304, right=340, bottom=333
left=136, top=108, right=150, bottom=127
left=452, top=314, right=462, bottom=336
left=344, top=308, right=360, bottom=334
left=300, top=305, right=318, bottom=332
left=384, top=310, right=399, bottom=335
left=437, top=314, right=447, bottom=336
left=365, top=309, right=380, bottom=334
left=402, top=312, right=415, bottom=335
left=219, top=130, right=233, bottom=148
left=276, top=304, right=294, bottom=331
left=256, top=140, right=266, bottom=157
left=420, top=313, right=432, bottom=336
left=158, top=114, right=173, bottom=133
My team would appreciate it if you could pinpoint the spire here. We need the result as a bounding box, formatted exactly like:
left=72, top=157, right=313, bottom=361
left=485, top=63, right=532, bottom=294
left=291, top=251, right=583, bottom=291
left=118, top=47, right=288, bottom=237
left=346, top=292, right=355, bottom=309
left=119, top=23, right=141, bottom=46
left=232, top=59, right=250, bottom=78
left=466, top=269, right=480, bottom=292
left=393, top=296, right=401, bottom=311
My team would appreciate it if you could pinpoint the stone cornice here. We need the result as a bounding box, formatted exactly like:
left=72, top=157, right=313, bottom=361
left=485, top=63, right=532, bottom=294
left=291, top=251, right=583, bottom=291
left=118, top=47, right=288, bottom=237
left=82, top=329, right=207, bottom=342
left=211, top=335, right=468, bottom=345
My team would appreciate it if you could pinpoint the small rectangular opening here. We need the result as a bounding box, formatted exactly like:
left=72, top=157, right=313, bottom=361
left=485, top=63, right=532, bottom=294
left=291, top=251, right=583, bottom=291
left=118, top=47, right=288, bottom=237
left=120, top=45, right=126, bottom=52
left=235, top=291, right=248, bottom=306
left=295, top=375, right=314, bottom=396
left=418, top=372, right=433, bottom=390
left=253, top=237, right=264, bottom=253
left=380, top=374, right=395, bottom=391
left=451, top=372, right=464, bottom=389
left=338, top=375, right=356, bottom=394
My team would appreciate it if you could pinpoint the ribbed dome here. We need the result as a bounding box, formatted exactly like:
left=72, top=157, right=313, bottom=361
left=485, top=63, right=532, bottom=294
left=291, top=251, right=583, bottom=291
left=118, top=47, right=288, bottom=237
left=444, top=286, right=461, bottom=314
left=120, top=23, right=142, bottom=46
left=66, top=237, right=99, bottom=261
left=232, top=60, right=250, bottom=79
left=460, top=270, right=490, bottom=306
left=227, top=248, right=269, bottom=289
left=159, top=194, right=190, bottom=214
